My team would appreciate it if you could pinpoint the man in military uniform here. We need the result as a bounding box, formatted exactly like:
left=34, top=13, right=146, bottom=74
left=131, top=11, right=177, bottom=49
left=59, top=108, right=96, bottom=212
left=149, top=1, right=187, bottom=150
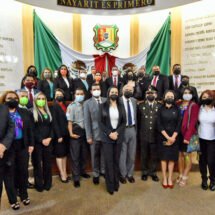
left=138, top=86, right=161, bottom=182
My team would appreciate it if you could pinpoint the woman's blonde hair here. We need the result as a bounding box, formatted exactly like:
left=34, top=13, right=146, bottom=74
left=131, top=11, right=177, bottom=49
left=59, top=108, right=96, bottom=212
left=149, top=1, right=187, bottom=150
left=33, top=92, right=52, bottom=122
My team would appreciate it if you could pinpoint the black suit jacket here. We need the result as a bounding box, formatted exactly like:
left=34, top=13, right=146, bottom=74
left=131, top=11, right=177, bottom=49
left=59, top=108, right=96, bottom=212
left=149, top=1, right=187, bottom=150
left=54, top=77, right=74, bottom=101
left=86, top=74, right=94, bottom=86
left=134, top=77, right=151, bottom=100
left=73, top=78, right=91, bottom=100
left=168, top=75, right=184, bottom=100
left=37, top=79, right=54, bottom=101
left=105, top=76, right=124, bottom=94
left=51, top=102, right=69, bottom=139
left=99, top=102, right=126, bottom=144
left=151, top=74, right=169, bottom=100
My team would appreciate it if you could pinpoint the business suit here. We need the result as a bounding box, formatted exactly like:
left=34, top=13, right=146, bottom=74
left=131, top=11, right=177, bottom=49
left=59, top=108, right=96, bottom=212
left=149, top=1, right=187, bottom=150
left=84, top=96, right=106, bottom=178
left=0, top=105, right=16, bottom=204
left=37, top=79, right=54, bottom=101
left=86, top=74, right=94, bottom=86
left=22, top=87, right=40, bottom=109
left=54, top=77, right=74, bottom=101
left=105, top=76, right=124, bottom=94
left=134, top=77, right=151, bottom=100
left=151, top=74, right=169, bottom=100
left=100, top=102, right=126, bottom=193
left=169, top=75, right=183, bottom=100
left=138, top=101, right=161, bottom=176
left=73, top=78, right=91, bottom=99
left=119, top=97, right=137, bottom=179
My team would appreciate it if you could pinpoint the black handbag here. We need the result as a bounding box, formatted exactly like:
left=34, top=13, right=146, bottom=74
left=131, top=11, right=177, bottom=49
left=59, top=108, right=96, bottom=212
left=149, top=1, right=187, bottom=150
left=72, top=123, right=85, bottom=137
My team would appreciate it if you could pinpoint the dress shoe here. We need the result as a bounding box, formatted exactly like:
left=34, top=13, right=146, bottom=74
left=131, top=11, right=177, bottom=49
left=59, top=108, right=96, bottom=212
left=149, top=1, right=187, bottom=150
left=201, top=181, right=208, bottom=190
left=27, top=182, right=35, bottom=189
left=35, top=186, right=43, bottom=192
left=100, top=173, right=105, bottom=178
left=108, top=191, right=114, bottom=195
left=141, top=175, right=148, bottom=181
left=44, top=185, right=51, bottom=191
left=209, top=183, right=215, bottom=191
left=81, top=173, right=90, bottom=179
left=74, top=181, right=80, bottom=188
left=151, top=175, right=159, bottom=182
left=162, top=184, right=168, bottom=189
left=119, top=176, right=127, bottom=184
left=59, top=175, right=69, bottom=183
left=127, top=176, right=135, bottom=183
left=93, top=177, right=100, bottom=185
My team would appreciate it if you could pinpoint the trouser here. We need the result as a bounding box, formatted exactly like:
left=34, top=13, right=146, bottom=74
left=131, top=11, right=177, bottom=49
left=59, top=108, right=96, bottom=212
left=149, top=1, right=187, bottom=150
left=103, top=142, right=121, bottom=193
left=119, top=127, right=136, bottom=178
left=199, top=138, right=215, bottom=183
left=13, top=140, right=29, bottom=201
left=0, top=149, right=17, bottom=204
left=32, top=143, right=53, bottom=190
left=141, top=141, right=158, bottom=176
left=69, top=137, right=88, bottom=181
left=90, top=140, right=105, bottom=177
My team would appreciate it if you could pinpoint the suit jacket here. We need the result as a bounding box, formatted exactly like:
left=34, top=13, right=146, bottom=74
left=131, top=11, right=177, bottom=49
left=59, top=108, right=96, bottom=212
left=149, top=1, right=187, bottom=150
left=84, top=97, right=107, bottom=141
left=134, top=77, right=151, bottom=100
left=37, top=79, right=54, bottom=101
left=99, top=102, right=126, bottom=144
left=105, top=76, right=124, bottom=94
left=54, top=77, right=74, bottom=101
left=151, top=74, right=169, bottom=100
left=86, top=74, right=94, bottom=86
left=73, top=78, right=91, bottom=100
left=169, top=75, right=184, bottom=100
left=22, top=87, right=40, bottom=109
left=51, top=102, right=69, bottom=139
left=180, top=102, right=200, bottom=142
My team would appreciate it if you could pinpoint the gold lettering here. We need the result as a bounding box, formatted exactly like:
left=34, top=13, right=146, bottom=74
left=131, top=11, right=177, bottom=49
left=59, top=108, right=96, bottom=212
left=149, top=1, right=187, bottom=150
left=106, top=1, right=111, bottom=9
left=124, top=1, right=127, bottom=9
left=113, top=1, right=117, bottom=9
left=77, top=0, right=83, bottom=7
left=136, top=0, right=140, bottom=7
left=90, top=0, right=93, bottom=8
left=94, top=1, right=98, bottom=9
left=84, top=0, right=89, bottom=8
left=118, top=1, right=123, bottom=9
left=58, top=0, right=66, bottom=5
left=128, top=1, right=134, bottom=8
left=102, top=1, right=106, bottom=9
left=141, top=0, right=146, bottom=6
left=72, top=0, right=76, bottom=7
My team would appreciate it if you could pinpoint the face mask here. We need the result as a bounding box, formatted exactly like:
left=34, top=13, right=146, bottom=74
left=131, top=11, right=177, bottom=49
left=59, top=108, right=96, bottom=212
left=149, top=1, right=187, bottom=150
left=165, top=98, right=175, bottom=105
left=80, top=73, right=86, bottom=79
left=19, top=97, right=29, bottom=106
left=56, top=96, right=64, bottom=102
left=201, top=98, right=213, bottom=106
left=36, top=99, right=46, bottom=107
left=44, top=73, right=52, bottom=79
left=75, top=95, right=84, bottom=103
left=182, top=80, right=189, bottom=86
left=137, top=73, right=144, bottom=78
left=173, top=68, right=181, bottom=75
left=29, top=70, right=37, bottom=77
left=92, top=90, right=101, bottom=98
left=60, top=70, right=67, bottom=76
left=147, top=95, right=155, bottom=102
left=95, top=76, right=101, bottom=82
left=6, top=99, right=18, bottom=109
left=183, top=94, right=192, bottom=101
left=112, top=70, right=118, bottom=76
left=110, top=94, right=118, bottom=101
left=153, top=70, right=160, bottom=76
left=124, top=91, right=133, bottom=99
left=25, top=82, right=34, bottom=89
left=127, top=75, right=133, bottom=80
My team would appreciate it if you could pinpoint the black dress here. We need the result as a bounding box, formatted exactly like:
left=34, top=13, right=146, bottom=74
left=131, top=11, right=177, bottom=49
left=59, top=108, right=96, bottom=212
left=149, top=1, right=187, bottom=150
left=157, top=105, right=181, bottom=161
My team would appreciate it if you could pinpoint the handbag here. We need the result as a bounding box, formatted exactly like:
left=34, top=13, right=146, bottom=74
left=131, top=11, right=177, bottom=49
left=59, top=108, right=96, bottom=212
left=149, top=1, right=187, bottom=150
left=72, top=123, right=85, bottom=137
left=186, top=103, right=200, bottom=153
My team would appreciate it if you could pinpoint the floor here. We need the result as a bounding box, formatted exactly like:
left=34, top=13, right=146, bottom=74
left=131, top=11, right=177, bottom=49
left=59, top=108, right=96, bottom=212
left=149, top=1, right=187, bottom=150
left=1, top=172, right=214, bottom=215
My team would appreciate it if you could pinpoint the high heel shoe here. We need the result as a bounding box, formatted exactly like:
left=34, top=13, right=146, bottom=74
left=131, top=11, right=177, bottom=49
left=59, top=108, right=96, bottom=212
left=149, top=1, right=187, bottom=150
left=168, top=179, right=174, bottom=189
left=162, top=183, right=168, bottom=189
left=11, top=202, right=20, bottom=210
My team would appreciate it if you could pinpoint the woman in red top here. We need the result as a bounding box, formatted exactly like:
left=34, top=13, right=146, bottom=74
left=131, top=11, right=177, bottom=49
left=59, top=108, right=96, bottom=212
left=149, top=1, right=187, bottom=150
left=177, top=87, right=199, bottom=187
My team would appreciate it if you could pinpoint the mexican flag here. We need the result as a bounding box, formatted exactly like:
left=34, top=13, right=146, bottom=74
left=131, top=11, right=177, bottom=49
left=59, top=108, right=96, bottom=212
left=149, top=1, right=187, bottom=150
left=34, top=11, right=171, bottom=76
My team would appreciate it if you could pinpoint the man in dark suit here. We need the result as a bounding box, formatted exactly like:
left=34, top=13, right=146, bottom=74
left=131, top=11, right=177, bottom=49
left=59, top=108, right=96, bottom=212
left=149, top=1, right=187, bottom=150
left=150, top=65, right=169, bottom=100
left=169, top=64, right=183, bottom=100
left=105, top=66, right=124, bottom=93
left=138, top=86, right=161, bottom=182
left=86, top=66, right=96, bottom=86
left=74, top=68, right=91, bottom=100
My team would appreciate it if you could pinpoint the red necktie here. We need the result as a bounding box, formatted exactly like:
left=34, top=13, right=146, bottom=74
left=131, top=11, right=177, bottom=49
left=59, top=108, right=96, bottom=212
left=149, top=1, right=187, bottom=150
left=113, top=77, right=117, bottom=86
left=175, top=76, right=178, bottom=89
left=29, top=90, right=33, bottom=103
left=152, top=76, right=157, bottom=87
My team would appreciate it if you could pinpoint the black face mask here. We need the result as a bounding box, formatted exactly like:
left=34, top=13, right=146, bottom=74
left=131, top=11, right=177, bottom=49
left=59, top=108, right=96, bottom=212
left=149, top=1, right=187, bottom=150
left=147, top=95, right=155, bottom=102
left=153, top=70, right=160, bottom=76
left=6, top=99, right=19, bottom=109
left=56, top=96, right=64, bottom=102
left=137, top=73, right=144, bottom=78
left=124, top=91, right=133, bottom=99
left=182, top=80, right=189, bottom=86
left=127, top=75, right=133, bottom=80
left=165, top=98, right=175, bottom=105
left=173, top=69, right=181, bottom=75
left=28, top=70, right=37, bottom=77
left=110, top=94, right=118, bottom=101
left=201, top=98, right=213, bottom=106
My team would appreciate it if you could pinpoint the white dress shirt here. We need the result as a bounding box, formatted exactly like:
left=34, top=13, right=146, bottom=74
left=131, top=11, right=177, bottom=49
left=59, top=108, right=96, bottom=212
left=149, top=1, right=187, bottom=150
left=173, top=75, right=181, bottom=88
left=63, top=77, right=69, bottom=88
left=109, top=106, right=119, bottom=129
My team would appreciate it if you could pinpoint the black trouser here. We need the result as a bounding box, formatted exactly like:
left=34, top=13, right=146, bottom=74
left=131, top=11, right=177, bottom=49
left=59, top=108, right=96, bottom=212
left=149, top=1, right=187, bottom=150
left=0, top=149, right=17, bottom=204
left=199, top=138, right=215, bottom=184
left=32, top=143, right=53, bottom=190
left=69, top=137, right=88, bottom=181
left=13, top=140, right=29, bottom=201
left=141, top=141, right=158, bottom=176
left=103, top=142, right=121, bottom=193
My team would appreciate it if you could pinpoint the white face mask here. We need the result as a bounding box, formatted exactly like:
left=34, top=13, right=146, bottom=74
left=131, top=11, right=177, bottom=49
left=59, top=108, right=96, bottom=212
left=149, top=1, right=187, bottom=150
left=80, top=73, right=86, bottom=79
left=112, top=70, right=118, bottom=76
left=183, top=94, right=192, bottom=101
left=92, top=90, right=101, bottom=98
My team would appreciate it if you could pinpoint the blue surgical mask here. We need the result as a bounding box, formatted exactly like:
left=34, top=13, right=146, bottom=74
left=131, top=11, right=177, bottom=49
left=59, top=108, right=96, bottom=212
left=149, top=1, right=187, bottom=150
left=75, top=95, right=84, bottom=103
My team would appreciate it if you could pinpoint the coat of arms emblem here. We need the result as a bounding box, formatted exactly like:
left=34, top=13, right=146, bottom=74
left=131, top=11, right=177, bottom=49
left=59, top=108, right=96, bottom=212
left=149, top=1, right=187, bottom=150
left=93, top=24, right=119, bottom=52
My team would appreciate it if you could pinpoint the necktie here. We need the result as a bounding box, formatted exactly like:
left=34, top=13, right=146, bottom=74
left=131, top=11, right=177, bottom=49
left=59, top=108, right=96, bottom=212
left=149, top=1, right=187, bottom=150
left=29, top=89, right=33, bottom=103
left=127, top=100, right=132, bottom=126
left=82, top=80, right=89, bottom=90
left=175, top=76, right=178, bottom=89
left=113, top=77, right=117, bottom=86
left=152, top=76, right=157, bottom=87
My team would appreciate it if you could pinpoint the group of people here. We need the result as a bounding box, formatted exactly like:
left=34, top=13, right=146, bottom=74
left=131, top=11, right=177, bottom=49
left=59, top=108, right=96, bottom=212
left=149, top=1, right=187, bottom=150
left=0, top=63, right=215, bottom=211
